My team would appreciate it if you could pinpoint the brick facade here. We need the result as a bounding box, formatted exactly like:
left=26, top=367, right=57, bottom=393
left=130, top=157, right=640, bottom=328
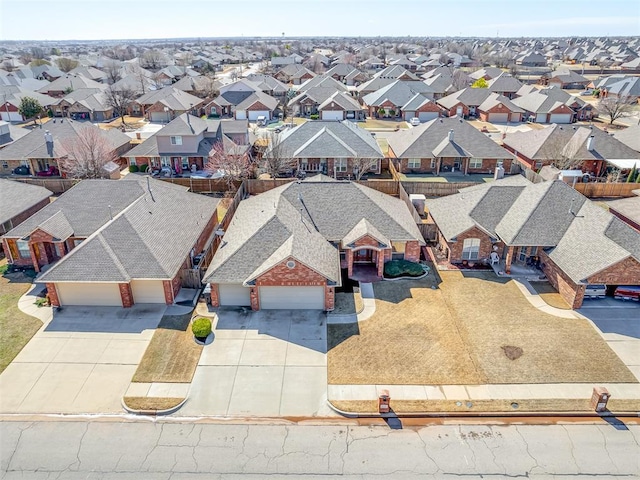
left=250, top=286, right=260, bottom=310
left=46, top=283, right=60, bottom=307
left=162, top=274, right=182, bottom=305
left=209, top=283, right=220, bottom=307
left=539, top=250, right=585, bottom=309
left=256, top=257, right=327, bottom=287
left=119, top=283, right=134, bottom=308
left=324, top=286, right=335, bottom=311
left=397, top=157, right=511, bottom=175
left=438, top=226, right=498, bottom=264
left=587, top=256, right=640, bottom=285
left=404, top=240, right=421, bottom=262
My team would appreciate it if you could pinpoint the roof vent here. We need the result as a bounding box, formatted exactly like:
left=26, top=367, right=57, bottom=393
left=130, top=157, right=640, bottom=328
left=587, top=135, right=595, bottom=151
left=448, top=129, right=454, bottom=141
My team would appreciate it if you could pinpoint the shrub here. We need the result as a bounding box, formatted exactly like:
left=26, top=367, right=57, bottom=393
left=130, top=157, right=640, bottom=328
left=310, top=114, right=319, bottom=120
left=139, top=164, right=149, bottom=173
left=191, top=317, right=212, bottom=338
left=384, top=259, right=424, bottom=278
left=129, top=165, right=139, bottom=173
left=389, top=109, right=396, bottom=116
left=35, top=297, right=48, bottom=308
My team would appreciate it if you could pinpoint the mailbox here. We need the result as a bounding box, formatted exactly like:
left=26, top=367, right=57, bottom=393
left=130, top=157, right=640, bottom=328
left=590, top=387, right=610, bottom=412
left=378, top=389, right=390, bottom=414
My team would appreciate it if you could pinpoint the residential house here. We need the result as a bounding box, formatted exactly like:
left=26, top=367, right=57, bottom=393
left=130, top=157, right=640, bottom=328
left=426, top=177, right=640, bottom=309
left=130, top=86, right=204, bottom=121
left=264, top=120, right=384, bottom=177
left=387, top=116, right=515, bottom=175
left=0, top=85, right=56, bottom=122
left=361, top=80, right=437, bottom=119
left=437, top=88, right=524, bottom=123
left=290, top=75, right=349, bottom=116
left=0, top=119, right=131, bottom=176
left=613, top=124, right=640, bottom=153
left=512, top=86, right=593, bottom=123
left=51, top=88, right=114, bottom=121
left=515, top=51, right=547, bottom=67
left=67, top=66, right=108, bottom=83
left=487, top=73, right=524, bottom=99
left=2, top=178, right=220, bottom=308
left=37, top=74, right=105, bottom=98
left=503, top=124, right=640, bottom=176
left=605, top=195, right=640, bottom=232
left=0, top=120, right=29, bottom=147
left=324, top=64, right=368, bottom=86
left=469, top=67, right=505, bottom=81
left=271, top=54, right=303, bottom=68
left=547, top=70, right=589, bottom=89
left=274, top=64, right=316, bottom=85
left=244, top=74, right=289, bottom=99
left=318, top=91, right=365, bottom=121
left=202, top=175, right=425, bottom=310
left=604, top=76, right=640, bottom=102
left=0, top=179, right=51, bottom=235
left=125, top=113, right=249, bottom=172
left=172, top=75, right=222, bottom=99
left=206, top=80, right=279, bottom=121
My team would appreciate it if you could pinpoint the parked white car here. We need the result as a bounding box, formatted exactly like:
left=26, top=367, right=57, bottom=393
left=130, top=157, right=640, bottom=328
left=409, top=117, right=421, bottom=126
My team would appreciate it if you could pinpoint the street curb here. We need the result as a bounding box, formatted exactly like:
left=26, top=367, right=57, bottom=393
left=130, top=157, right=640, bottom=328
left=121, top=397, right=188, bottom=416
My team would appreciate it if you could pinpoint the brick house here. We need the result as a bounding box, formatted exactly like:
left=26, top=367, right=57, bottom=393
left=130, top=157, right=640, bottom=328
left=318, top=91, right=366, bottom=121
left=263, top=120, right=384, bottom=178
left=2, top=178, right=220, bottom=308
left=125, top=113, right=250, bottom=172
left=203, top=175, right=425, bottom=310
left=512, top=86, right=593, bottom=123
left=274, top=64, right=316, bottom=85
left=0, top=86, right=56, bottom=122
left=129, top=87, right=204, bottom=121
left=361, top=80, right=435, bottom=119
left=437, top=88, right=524, bottom=122
left=426, top=177, right=640, bottom=309
left=387, top=116, right=515, bottom=175
left=0, top=179, right=51, bottom=235
left=503, top=124, right=640, bottom=177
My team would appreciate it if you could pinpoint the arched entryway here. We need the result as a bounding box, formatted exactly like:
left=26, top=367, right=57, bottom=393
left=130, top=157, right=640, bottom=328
left=349, top=246, right=386, bottom=282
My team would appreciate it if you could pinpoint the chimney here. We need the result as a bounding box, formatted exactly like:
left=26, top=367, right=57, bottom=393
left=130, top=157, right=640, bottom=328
left=448, top=129, right=454, bottom=142
left=44, top=130, right=54, bottom=156
left=587, top=135, right=595, bottom=151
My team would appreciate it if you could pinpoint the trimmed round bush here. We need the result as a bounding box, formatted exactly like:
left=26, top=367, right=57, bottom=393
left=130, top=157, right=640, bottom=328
left=191, top=317, right=212, bottom=339
left=129, top=165, right=139, bottom=173
left=384, top=259, right=425, bottom=278
left=139, top=164, right=149, bottom=173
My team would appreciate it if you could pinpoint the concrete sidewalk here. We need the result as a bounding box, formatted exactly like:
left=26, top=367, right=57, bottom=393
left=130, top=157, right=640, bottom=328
left=327, top=282, right=376, bottom=324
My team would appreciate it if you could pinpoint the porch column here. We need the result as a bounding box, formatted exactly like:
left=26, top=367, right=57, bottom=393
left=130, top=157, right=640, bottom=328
left=436, top=158, right=441, bottom=176
left=505, top=246, right=515, bottom=274
left=464, top=158, right=469, bottom=175
left=46, top=283, right=60, bottom=307
left=347, top=249, right=354, bottom=278
left=324, top=286, right=335, bottom=311
left=377, top=251, right=385, bottom=277
left=28, top=242, right=40, bottom=272
left=119, top=283, right=133, bottom=308
left=250, top=287, right=260, bottom=311
left=209, top=284, right=220, bottom=307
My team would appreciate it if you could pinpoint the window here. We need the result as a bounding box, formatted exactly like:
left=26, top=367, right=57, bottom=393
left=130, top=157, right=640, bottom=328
left=170, top=136, right=182, bottom=146
left=453, top=158, right=461, bottom=169
left=430, top=158, right=436, bottom=169
left=161, top=156, right=171, bottom=167
left=335, top=159, right=347, bottom=172
left=73, top=239, right=83, bottom=247
left=2, top=161, right=8, bottom=169
left=129, top=157, right=136, bottom=166
left=54, top=243, right=63, bottom=258
left=469, top=158, right=483, bottom=169
left=518, top=246, right=528, bottom=262
left=16, top=240, right=30, bottom=259
left=408, top=158, right=421, bottom=169
left=461, top=238, right=480, bottom=260
left=181, top=157, right=189, bottom=170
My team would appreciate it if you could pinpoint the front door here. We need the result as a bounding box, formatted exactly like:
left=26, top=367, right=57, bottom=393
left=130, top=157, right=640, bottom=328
left=353, top=249, right=374, bottom=263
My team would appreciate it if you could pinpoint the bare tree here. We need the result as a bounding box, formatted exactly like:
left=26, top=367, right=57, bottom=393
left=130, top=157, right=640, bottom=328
left=177, top=51, right=194, bottom=67
left=206, top=141, right=251, bottom=192
left=105, top=85, right=138, bottom=125
left=56, top=57, right=79, bottom=73
left=351, top=157, right=380, bottom=181
left=149, top=72, right=166, bottom=90
left=141, top=49, right=165, bottom=71
left=261, top=132, right=297, bottom=178
left=450, top=69, right=469, bottom=91
left=59, top=127, right=118, bottom=179
left=103, top=61, right=122, bottom=85
left=540, top=129, right=582, bottom=170
left=132, top=64, right=149, bottom=94
left=199, top=75, right=220, bottom=100
left=599, top=95, right=635, bottom=125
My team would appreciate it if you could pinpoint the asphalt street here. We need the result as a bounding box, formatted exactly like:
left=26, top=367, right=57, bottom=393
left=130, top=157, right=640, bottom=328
left=1, top=419, right=639, bottom=478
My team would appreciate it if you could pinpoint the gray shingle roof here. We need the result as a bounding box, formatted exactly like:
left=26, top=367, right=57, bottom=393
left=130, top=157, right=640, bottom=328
left=203, top=177, right=424, bottom=285
left=37, top=178, right=219, bottom=283
left=613, top=125, right=640, bottom=153
left=0, top=179, right=51, bottom=226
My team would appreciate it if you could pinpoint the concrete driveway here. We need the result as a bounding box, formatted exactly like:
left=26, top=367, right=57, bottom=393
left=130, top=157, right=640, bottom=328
left=181, top=309, right=334, bottom=417
left=0, top=304, right=164, bottom=414
left=578, top=300, right=640, bottom=381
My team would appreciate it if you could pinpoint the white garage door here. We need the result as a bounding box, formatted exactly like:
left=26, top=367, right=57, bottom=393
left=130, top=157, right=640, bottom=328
left=549, top=113, right=572, bottom=124
left=321, top=110, right=343, bottom=121
left=219, top=284, right=251, bottom=306
left=131, top=280, right=165, bottom=304
left=235, top=110, right=247, bottom=120
left=150, top=111, right=170, bottom=122
left=0, top=111, right=23, bottom=122
left=247, top=110, right=269, bottom=121
left=418, top=111, right=439, bottom=122
left=535, top=113, right=547, bottom=123
left=259, top=286, right=324, bottom=310
left=56, top=282, right=122, bottom=307
left=489, top=112, right=509, bottom=123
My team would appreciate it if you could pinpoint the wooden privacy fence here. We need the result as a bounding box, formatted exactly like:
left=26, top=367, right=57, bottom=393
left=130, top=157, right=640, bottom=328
left=12, top=178, right=79, bottom=194
left=401, top=181, right=478, bottom=197
left=573, top=182, right=640, bottom=198
left=158, top=177, right=238, bottom=193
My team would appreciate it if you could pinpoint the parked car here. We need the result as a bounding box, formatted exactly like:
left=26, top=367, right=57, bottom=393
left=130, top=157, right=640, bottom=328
left=256, top=115, right=268, bottom=127
left=614, top=285, right=640, bottom=301
left=409, top=117, right=421, bottom=126
left=580, top=89, right=594, bottom=96
left=12, top=165, right=30, bottom=175
left=36, top=166, right=59, bottom=177
left=584, top=284, right=606, bottom=299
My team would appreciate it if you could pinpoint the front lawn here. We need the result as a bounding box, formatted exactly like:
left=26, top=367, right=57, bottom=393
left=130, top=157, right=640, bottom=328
left=132, top=312, right=203, bottom=383
left=0, top=260, right=42, bottom=373
left=328, top=271, right=636, bottom=385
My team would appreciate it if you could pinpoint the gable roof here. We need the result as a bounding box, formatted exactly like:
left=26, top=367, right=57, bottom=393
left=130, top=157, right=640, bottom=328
left=0, top=179, right=52, bottom=226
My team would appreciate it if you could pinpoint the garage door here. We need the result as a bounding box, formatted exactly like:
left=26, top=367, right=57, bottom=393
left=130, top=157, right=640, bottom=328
left=131, top=280, right=165, bottom=304
left=235, top=110, right=247, bottom=120
left=489, top=112, right=509, bottom=123
left=535, top=113, right=547, bottom=123
left=549, top=114, right=572, bottom=124
left=219, top=284, right=251, bottom=306
left=150, top=111, right=169, bottom=122
left=259, top=286, right=324, bottom=310
left=56, top=282, right=122, bottom=307
left=0, top=111, right=23, bottom=122
left=321, top=110, right=343, bottom=121
left=418, top=111, right=439, bottom=122
left=247, top=110, right=269, bottom=121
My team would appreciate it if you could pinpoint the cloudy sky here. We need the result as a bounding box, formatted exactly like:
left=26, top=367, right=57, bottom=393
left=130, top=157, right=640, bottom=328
left=1, top=0, right=638, bottom=41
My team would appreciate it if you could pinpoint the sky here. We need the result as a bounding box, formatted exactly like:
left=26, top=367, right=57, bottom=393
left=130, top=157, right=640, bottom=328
left=0, top=0, right=638, bottom=41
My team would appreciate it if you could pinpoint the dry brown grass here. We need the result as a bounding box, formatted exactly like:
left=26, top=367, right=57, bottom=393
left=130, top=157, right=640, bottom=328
left=331, top=398, right=640, bottom=414
left=132, top=313, right=202, bottom=383
left=328, top=271, right=636, bottom=385
left=0, top=260, right=42, bottom=373
left=123, top=397, right=184, bottom=411
left=359, top=118, right=409, bottom=130
left=98, top=115, right=147, bottom=131
left=530, top=281, right=571, bottom=310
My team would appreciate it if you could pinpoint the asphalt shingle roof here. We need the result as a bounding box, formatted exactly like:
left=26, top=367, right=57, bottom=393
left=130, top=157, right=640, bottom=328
left=0, top=179, right=52, bottom=226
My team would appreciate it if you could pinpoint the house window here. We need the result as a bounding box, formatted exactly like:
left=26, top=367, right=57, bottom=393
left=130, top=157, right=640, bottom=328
left=454, top=158, right=461, bottom=169
left=430, top=159, right=436, bottom=169
left=181, top=157, right=189, bottom=170
left=408, top=158, right=421, bottom=169
left=73, top=239, right=83, bottom=247
left=461, top=238, right=480, bottom=260
left=170, top=136, right=182, bottom=146
left=16, top=240, right=30, bottom=259
left=161, top=156, right=171, bottom=167
left=129, top=157, right=136, bottom=166
left=469, top=158, right=483, bottom=169
left=518, top=246, right=528, bottom=262
left=335, top=159, right=347, bottom=172
left=2, top=161, right=8, bottom=169
left=54, top=243, right=63, bottom=258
